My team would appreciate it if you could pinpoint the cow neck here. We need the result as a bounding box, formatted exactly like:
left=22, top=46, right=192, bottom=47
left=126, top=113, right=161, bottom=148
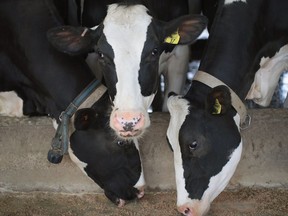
left=48, top=80, right=107, bottom=164
left=193, top=71, right=248, bottom=125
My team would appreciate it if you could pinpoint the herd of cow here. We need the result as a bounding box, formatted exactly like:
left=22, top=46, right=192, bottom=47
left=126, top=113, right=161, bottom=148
left=1, top=0, right=288, bottom=215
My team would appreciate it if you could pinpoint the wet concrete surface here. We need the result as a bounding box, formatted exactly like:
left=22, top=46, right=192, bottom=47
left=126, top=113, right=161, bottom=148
left=0, top=188, right=287, bottom=216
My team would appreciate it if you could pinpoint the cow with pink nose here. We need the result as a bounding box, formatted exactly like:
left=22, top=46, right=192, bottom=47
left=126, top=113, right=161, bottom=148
left=47, top=2, right=207, bottom=139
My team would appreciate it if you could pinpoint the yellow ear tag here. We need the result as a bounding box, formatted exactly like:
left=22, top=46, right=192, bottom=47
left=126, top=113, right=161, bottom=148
left=164, top=30, right=180, bottom=44
left=212, top=98, right=222, bottom=115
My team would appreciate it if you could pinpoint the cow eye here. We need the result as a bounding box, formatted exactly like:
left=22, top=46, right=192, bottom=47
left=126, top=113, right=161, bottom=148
left=151, top=48, right=158, bottom=56
left=96, top=50, right=104, bottom=59
left=117, top=140, right=125, bottom=146
left=189, top=140, right=198, bottom=151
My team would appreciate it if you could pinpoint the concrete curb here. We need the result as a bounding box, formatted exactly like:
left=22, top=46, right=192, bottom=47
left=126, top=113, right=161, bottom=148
left=0, top=109, right=287, bottom=194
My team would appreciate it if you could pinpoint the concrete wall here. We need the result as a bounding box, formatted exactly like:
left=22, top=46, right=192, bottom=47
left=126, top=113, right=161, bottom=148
left=0, top=109, right=287, bottom=194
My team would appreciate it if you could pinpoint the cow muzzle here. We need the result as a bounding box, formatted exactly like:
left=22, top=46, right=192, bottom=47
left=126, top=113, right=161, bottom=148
left=177, top=202, right=209, bottom=216
left=178, top=205, right=197, bottom=216
left=111, top=111, right=146, bottom=138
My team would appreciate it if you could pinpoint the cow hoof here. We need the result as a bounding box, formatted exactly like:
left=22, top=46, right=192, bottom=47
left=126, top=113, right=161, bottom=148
left=47, top=150, right=63, bottom=164
left=116, top=198, right=125, bottom=207
left=137, top=188, right=145, bottom=199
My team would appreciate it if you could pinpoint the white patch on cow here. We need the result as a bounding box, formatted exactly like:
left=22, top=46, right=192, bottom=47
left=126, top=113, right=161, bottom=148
left=52, top=119, right=58, bottom=130
left=166, top=95, right=190, bottom=206
left=225, top=0, right=247, bottom=5
left=167, top=95, right=190, bottom=150
left=67, top=110, right=89, bottom=177
left=103, top=4, right=154, bottom=133
left=68, top=146, right=89, bottom=177
left=246, top=44, right=288, bottom=106
left=133, top=139, right=146, bottom=189
left=0, top=91, right=23, bottom=117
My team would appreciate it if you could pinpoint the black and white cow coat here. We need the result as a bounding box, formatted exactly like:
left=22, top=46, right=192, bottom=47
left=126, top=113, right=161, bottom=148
left=0, top=0, right=144, bottom=206
left=167, top=0, right=288, bottom=215
left=78, top=0, right=195, bottom=112
left=47, top=1, right=208, bottom=139
left=70, top=93, right=145, bottom=206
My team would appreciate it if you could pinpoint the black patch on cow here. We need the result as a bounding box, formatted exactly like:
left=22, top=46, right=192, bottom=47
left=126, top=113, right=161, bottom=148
left=70, top=94, right=141, bottom=203
left=138, top=21, right=164, bottom=96
left=0, top=0, right=95, bottom=119
left=70, top=128, right=141, bottom=203
left=94, top=32, right=117, bottom=101
left=179, top=106, right=241, bottom=200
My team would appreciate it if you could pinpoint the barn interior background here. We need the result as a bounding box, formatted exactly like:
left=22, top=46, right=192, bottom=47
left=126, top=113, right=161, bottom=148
left=1, top=0, right=288, bottom=215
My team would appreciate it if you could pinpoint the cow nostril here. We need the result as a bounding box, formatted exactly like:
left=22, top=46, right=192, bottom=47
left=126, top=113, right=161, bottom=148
left=184, top=208, right=189, bottom=214
left=123, top=122, right=134, bottom=131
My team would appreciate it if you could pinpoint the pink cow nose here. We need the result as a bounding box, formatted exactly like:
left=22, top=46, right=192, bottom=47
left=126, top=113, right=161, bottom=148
left=112, top=112, right=145, bottom=137
left=178, top=205, right=195, bottom=216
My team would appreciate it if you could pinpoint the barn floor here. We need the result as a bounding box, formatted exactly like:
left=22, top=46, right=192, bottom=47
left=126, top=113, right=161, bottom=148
left=0, top=188, right=287, bottom=216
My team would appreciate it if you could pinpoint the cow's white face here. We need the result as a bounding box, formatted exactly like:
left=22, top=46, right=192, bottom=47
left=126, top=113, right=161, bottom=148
left=167, top=92, right=242, bottom=216
left=101, top=4, right=155, bottom=139
left=47, top=3, right=208, bottom=139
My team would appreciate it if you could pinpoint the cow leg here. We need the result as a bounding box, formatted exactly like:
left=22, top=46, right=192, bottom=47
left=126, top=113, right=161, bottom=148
left=246, top=44, right=288, bottom=107
left=104, top=190, right=126, bottom=207
left=0, top=91, right=23, bottom=117
left=133, top=139, right=146, bottom=198
left=162, top=45, right=189, bottom=112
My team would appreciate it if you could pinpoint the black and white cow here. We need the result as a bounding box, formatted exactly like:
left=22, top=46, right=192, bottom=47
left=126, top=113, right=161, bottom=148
left=47, top=1, right=208, bottom=139
left=167, top=0, right=288, bottom=215
left=0, top=0, right=144, bottom=206
left=78, top=0, right=201, bottom=112
left=70, top=93, right=145, bottom=206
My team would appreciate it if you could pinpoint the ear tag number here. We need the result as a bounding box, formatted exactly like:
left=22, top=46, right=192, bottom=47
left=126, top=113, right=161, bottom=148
left=212, top=98, right=222, bottom=114
left=164, top=30, right=180, bottom=44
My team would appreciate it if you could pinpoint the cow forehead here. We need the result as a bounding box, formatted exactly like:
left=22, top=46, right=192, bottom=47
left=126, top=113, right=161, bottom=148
left=103, top=4, right=152, bottom=57
left=102, top=4, right=154, bottom=107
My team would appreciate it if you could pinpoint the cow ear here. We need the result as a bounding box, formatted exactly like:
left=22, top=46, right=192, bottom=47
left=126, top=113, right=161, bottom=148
left=47, top=25, right=100, bottom=55
left=164, top=15, right=207, bottom=45
left=74, top=108, right=98, bottom=130
left=206, top=86, right=232, bottom=115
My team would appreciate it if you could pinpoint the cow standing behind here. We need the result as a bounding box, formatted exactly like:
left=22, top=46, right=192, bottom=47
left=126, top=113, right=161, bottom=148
left=167, top=0, right=288, bottom=215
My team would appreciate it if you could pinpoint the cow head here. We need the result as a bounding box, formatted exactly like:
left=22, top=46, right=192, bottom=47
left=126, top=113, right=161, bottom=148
left=166, top=86, right=242, bottom=216
left=47, top=3, right=207, bottom=139
left=69, top=107, right=145, bottom=207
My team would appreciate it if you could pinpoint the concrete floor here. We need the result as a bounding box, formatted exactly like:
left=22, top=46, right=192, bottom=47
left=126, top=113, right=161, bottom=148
left=0, top=188, right=288, bottom=216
